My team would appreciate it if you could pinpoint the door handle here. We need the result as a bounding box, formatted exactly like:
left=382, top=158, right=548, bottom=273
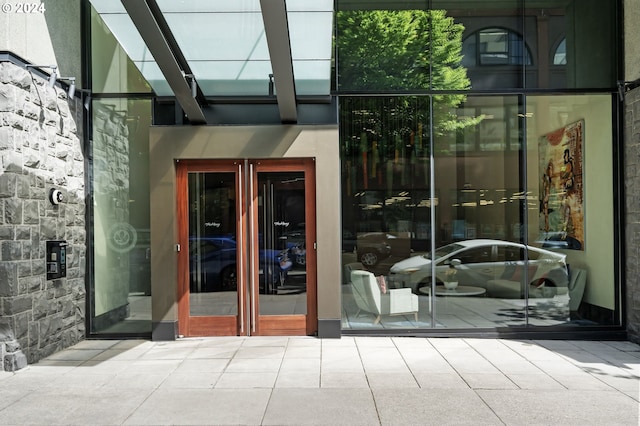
left=237, top=163, right=245, bottom=334
left=249, top=162, right=256, bottom=334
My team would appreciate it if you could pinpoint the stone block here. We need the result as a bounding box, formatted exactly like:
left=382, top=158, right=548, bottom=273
left=17, top=260, right=31, bottom=277
left=17, top=174, right=30, bottom=198
left=0, top=83, right=14, bottom=112
left=15, top=226, right=29, bottom=240
left=0, top=127, right=13, bottom=152
left=4, top=198, right=22, bottom=224
left=21, top=239, right=33, bottom=261
left=30, top=186, right=45, bottom=201
left=21, top=276, right=42, bottom=293
left=33, top=295, right=53, bottom=320
left=23, top=200, right=39, bottom=224
left=1, top=241, right=22, bottom=261
left=4, top=350, right=27, bottom=372
left=40, top=217, right=57, bottom=239
left=22, top=101, right=40, bottom=121
left=0, top=263, right=18, bottom=296
left=0, top=226, right=13, bottom=239
left=12, top=312, right=29, bottom=339
left=3, top=294, right=32, bottom=315
left=0, top=173, right=16, bottom=198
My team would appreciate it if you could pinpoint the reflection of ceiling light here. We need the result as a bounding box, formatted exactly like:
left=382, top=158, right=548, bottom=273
left=361, top=204, right=382, bottom=210
left=517, top=112, right=534, bottom=118
left=281, top=177, right=305, bottom=184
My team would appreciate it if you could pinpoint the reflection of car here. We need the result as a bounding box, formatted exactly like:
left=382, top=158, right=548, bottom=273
left=356, top=232, right=411, bottom=266
left=288, top=242, right=306, bottom=266
left=281, top=225, right=306, bottom=267
left=388, top=239, right=569, bottom=297
left=535, top=232, right=582, bottom=250
left=342, top=230, right=357, bottom=253
left=189, top=237, right=292, bottom=292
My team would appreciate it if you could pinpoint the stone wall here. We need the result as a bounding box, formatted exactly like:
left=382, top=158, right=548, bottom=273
left=626, top=86, right=640, bottom=344
left=0, top=61, right=85, bottom=369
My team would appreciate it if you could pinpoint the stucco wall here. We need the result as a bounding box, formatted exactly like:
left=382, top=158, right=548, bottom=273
left=625, top=0, right=640, bottom=82
left=148, top=125, right=341, bottom=338
left=0, top=0, right=82, bottom=85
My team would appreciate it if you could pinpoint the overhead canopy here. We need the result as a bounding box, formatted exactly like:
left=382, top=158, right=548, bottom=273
left=90, top=0, right=334, bottom=123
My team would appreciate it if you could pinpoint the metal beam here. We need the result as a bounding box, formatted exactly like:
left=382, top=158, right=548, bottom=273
left=121, top=0, right=207, bottom=124
left=260, top=0, right=298, bottom=123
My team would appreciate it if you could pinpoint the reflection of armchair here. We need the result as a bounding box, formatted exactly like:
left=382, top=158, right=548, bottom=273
left=568, top=267, right=587, bottom=312
left=343, top=262, right=365, bottom=284
left=350, top=270, right=419, bottom=324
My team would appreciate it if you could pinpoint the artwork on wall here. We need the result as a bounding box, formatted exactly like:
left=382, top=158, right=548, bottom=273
left=538, top=119, right=584, bottom=250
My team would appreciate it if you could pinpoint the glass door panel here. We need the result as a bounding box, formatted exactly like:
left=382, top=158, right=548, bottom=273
left=257, top=172, right=307, bottom=315
left=178, top=159, right=316, bottom=337
left=188, top=172, right=238, bottom=317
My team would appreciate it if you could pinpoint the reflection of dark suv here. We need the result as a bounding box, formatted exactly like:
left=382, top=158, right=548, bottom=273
left=189, top=237, right=292, bottom=292
left=356, top=232, right=411, bottom=266
left=342, top=230, right=357, bottom=253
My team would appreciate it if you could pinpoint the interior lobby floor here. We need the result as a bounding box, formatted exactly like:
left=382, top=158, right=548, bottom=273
left=0, top=336, right=638, bottom=425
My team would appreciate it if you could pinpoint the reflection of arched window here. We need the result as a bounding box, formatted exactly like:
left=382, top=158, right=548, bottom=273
left=553, top=38, right=566, bottom=65
left=462, top=28, right=532, bottom=66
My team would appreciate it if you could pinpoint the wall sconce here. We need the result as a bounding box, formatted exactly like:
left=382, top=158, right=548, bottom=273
left=58, top=77, right=76, bottom=98
left=183, top=73, right=197, bottom=98
left=268, top=73, right=274, bottom=96
left=25, top=64, right=76, bottom=97
left=25, top=64, right=57, bottom=87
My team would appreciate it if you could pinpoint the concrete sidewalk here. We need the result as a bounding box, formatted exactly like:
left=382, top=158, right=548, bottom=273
left=0, top=336, right=638, bottom=425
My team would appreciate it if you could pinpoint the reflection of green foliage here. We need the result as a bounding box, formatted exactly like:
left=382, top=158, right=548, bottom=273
left=337, top=9, right=483, bottom=149
left=337, top=10, right=469, bottom=92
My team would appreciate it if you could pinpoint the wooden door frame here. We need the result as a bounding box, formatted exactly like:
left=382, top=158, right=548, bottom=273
left=176, top=158, right=317, bottom=337
left=250, top=159, right=317, bottom=336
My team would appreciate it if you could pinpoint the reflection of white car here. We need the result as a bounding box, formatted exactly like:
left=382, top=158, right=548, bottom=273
left=388, top=239, right=569, bottom=298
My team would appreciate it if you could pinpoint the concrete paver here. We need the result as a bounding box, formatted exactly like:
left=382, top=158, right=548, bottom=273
left=0, top=337, right=637, bottom=425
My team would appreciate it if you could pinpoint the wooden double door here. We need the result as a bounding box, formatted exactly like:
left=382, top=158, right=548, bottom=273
left=177, top=159, right=317, bottom=336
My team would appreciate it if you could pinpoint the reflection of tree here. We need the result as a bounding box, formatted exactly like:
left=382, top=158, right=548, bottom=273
left=337, top=9, right=483, bottom=159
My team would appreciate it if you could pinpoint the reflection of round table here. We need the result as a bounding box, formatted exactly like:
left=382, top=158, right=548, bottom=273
left=419, top=285, right=486, bottom=297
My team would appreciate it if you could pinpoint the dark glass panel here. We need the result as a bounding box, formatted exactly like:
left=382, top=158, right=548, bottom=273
left=523, top=0, right=618, bottom=89
left=340, top=96, right=432, bottom=328
left=443, top=1, right=525, bottom=90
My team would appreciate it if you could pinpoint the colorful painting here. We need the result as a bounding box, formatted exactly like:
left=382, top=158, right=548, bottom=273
left=538, top=120, right=584, bottom=250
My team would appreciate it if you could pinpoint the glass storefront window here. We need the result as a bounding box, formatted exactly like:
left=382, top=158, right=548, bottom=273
left=338, top=1, right=619, bottom=332
left=91, top=99, right=152, bottom=335
left=340, top=93, right=616, bottom=330
left=523, top=0, right=618, bottom=89
left=336, top=1, right=618, bottom=92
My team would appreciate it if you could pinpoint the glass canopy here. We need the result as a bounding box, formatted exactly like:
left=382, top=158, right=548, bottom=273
left=89, top=0, right=333, bottom=97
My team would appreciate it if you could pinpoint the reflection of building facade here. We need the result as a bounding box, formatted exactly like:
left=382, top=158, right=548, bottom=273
left=1, top=0, right=639, bottom=369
